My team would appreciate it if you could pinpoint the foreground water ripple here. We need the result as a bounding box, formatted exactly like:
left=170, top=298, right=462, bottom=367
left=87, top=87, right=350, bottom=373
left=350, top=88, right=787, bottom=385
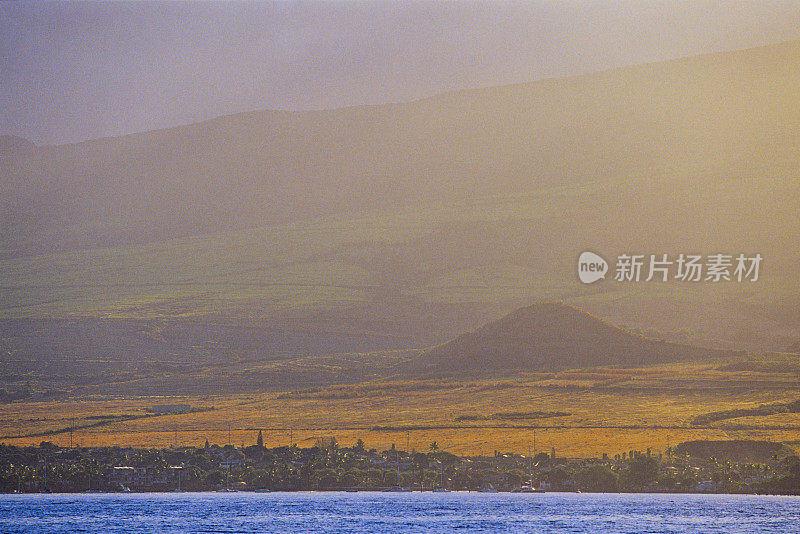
left=1, top=492, right=799, bottom=533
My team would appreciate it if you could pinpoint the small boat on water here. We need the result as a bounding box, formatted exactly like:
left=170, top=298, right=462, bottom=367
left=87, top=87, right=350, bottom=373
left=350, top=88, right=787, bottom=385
left=511, top=444, right=546, bottom=493
left=513, top=485, right=546, bottom=493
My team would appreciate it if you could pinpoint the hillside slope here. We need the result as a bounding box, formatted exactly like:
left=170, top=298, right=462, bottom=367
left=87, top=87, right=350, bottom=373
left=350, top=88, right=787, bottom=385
left=2, top=40, right=799, bottom=257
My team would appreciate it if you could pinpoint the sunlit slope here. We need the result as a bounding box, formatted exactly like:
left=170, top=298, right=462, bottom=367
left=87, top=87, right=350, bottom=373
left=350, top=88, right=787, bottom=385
left=2, top=40, right=799, bottom=258
left=1, top=175, right=797, bottom=351
left=2, top=177, right=794, bottom=315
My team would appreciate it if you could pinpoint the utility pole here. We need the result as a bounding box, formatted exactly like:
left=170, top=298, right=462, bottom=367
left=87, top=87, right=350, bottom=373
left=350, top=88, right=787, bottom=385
left=528, top=444, right=532, bottom=485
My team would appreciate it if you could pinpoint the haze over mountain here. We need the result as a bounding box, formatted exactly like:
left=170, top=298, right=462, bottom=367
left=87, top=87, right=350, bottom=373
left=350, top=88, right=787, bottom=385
left=6, top=2, right=800, bottom=145
left=2, top=40, right=799, bottom=264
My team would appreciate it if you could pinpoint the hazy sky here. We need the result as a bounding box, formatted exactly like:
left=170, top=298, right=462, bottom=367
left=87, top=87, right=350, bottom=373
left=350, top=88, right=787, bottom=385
left=3, top=1, right=800, bottom=146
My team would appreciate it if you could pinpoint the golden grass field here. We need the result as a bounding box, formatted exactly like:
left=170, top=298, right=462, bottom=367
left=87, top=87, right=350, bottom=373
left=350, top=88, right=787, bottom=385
left=3, top=360, right=799, bottom=458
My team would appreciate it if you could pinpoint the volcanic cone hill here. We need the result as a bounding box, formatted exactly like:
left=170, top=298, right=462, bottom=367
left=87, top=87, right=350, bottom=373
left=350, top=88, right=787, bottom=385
left=426, top=302, right=734, bottom=375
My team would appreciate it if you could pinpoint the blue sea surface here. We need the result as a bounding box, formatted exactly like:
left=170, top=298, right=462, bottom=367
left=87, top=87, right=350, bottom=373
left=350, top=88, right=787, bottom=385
left=2, top=492, right=799, bottom=533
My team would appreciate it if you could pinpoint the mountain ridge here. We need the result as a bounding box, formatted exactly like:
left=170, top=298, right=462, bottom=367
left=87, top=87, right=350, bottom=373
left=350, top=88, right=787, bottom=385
left=2, top=39, right=799, bottom=257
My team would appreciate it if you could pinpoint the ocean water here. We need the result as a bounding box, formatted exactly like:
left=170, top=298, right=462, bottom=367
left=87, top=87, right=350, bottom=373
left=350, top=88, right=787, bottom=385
left=1, top=492, right=799, bottom=533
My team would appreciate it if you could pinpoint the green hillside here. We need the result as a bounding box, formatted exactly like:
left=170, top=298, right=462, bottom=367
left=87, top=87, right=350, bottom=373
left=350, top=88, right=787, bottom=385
left=1, top=175, right=798, bottom=353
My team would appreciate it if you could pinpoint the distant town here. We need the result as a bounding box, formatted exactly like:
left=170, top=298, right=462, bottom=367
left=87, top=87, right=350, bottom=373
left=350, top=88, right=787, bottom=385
left=1, top=437, right=798, bottom=495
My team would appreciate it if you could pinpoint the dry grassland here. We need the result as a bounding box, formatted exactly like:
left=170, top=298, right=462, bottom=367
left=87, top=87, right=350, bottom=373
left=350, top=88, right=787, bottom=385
left=3, top=363, right=799, bottom=458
